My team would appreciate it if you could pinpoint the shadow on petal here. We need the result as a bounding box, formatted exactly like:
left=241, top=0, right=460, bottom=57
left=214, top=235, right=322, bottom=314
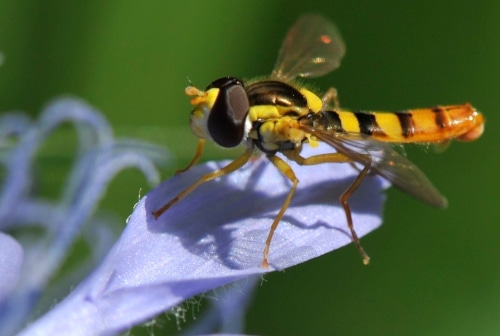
left=145, top=144, right=389, bottom=271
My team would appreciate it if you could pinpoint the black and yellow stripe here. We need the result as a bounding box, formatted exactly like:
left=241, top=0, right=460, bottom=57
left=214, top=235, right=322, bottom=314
left=303, top=104, right=483, bottom=143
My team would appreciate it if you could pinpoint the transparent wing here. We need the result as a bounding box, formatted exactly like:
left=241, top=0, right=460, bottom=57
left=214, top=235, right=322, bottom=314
left=271, top=14, right=346, bottom=82
left=301, top=125, right=448, bottom=208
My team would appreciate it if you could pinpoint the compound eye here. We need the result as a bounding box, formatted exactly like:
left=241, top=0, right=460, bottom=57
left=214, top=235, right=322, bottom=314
left=207, top=77, right=249, bottom=148
left=205, top=76, right=243, bottom=91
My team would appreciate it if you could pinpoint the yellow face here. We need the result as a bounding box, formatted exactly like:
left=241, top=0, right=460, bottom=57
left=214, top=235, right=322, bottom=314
left=186, top=86, right=219, bottom=141
left=186, top=77, right=250, bottom=148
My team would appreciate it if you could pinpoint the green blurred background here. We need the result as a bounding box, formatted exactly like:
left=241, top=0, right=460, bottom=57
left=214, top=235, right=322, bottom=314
left=1, top=1, right=498, bottom=335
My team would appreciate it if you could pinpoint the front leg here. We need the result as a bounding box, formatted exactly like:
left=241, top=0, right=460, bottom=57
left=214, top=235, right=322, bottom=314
left=175, top=139, right=206, bottom=174
left=153, top=149, right=253, bottom=219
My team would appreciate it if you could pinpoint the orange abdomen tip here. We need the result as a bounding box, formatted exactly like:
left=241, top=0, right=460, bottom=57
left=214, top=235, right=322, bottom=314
left=456, top=106, right=485, bottom=142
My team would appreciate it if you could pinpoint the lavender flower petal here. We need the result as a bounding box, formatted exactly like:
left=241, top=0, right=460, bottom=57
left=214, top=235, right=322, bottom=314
left=0, top=232, right=23, bottom=301
left=0, top=97, right=113, bottom=229
left=179, top=276, right=260, bottom=335
left=23, top=143, right=389, bottom=335
left=0, top=97, right=170, bottom=335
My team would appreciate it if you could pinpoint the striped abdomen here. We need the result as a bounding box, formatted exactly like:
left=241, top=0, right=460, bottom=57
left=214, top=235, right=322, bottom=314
left=307, top=103, right=484, bottom=143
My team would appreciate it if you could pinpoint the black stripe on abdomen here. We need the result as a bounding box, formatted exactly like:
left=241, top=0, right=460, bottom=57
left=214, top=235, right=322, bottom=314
left=304, top=110, right=345, bottom=132
left=396, top=112, right=415, bottom=138
left=432, top=106, right=449, bottom=129
left=354, top=112, right=385, bottom=136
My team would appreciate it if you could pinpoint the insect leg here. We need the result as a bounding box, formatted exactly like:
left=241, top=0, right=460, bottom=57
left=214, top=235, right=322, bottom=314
left=175, top=139, right=206, bottom=174
left=283, top=150, right=353, bottom=165
left=284, top=149, right=372, bottom=265
left=262, top=154, right=299, bottom=269
left=339, top=156, right=372, bottom=265
left=153, top=148, right=252, bottom=219
left=321, top=87, right=340, bottom=109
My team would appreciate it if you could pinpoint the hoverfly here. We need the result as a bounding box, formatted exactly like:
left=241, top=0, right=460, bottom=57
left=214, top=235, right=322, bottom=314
left=153, top=14, right=484, bottom=268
